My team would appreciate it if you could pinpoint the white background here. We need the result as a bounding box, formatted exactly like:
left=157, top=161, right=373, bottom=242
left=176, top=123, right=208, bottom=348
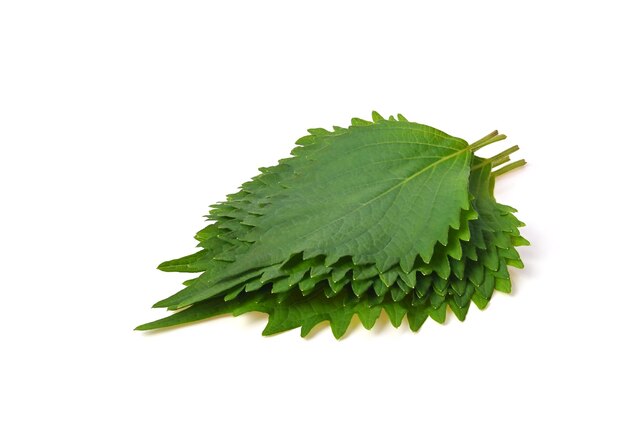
left=1, top=1, right=624, bottom=435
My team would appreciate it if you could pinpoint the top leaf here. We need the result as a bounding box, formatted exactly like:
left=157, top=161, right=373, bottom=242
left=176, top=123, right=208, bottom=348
left=158, top=113, right=477, bottom=309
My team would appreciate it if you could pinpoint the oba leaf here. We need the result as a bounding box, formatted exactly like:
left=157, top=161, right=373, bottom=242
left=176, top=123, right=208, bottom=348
left=138, top=112, right=528, bottom=338
left=156, top=118, right=481, bottom=310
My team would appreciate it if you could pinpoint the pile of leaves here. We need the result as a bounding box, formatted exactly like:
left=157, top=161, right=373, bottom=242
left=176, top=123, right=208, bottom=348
left=137, top=112, right=528, bottom=338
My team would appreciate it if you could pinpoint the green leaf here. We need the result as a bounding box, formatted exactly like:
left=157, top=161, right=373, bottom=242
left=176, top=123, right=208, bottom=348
left=138, top=113, right=529, bottom=338
left=159, top=118, right=474, bottom=309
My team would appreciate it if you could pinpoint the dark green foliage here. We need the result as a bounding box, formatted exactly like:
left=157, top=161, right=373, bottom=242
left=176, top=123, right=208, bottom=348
left=137, top=112, right=528, bottom=338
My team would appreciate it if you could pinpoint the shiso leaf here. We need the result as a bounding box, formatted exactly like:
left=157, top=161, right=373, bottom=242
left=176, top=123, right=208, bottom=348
left=137, top=112, right=529, bottom=338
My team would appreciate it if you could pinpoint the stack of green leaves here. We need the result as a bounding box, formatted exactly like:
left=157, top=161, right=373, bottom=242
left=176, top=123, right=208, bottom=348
left=137, top=112, right=529, bottom=338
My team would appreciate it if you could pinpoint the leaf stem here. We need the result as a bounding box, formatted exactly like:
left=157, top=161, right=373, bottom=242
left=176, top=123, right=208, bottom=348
left=489, top=145, right=519, bottom=162
left=492, top=159, right=526, bottom=177
left=471, top=145, right=519, bottom=170
left=469, top=130, right=498, bottom=148
left=491, top=155, right=511, bottom=167
left=469, top=130, right=507, bottom=152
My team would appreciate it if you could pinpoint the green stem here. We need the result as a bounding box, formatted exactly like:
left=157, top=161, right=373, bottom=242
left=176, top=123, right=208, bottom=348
left=491, top=155, right=511, bottom=167
left=471, top=145, right=519, bottom=170
left=492, top=159, right=526, bottom=177
left=469, top=130, right=498, bottom=148
left=469, top=130, right=507, bottom=152
left=490, top=145, right=519, bottom=162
